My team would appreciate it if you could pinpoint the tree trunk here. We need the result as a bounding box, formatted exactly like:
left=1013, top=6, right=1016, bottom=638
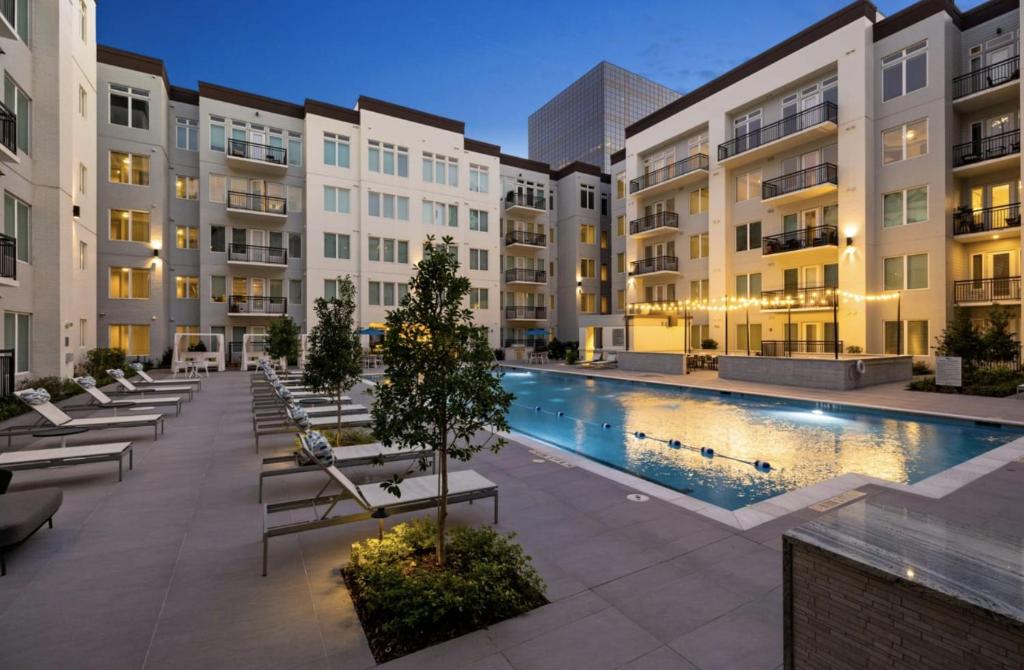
left=437, top=439, right=448, bottom=567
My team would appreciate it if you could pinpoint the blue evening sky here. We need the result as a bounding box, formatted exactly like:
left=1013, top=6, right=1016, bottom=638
left=98, top=1, right=987, bottom=157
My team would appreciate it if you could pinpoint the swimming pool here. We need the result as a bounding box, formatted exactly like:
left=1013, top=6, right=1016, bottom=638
left=500, top=369, right=1023, bottom=511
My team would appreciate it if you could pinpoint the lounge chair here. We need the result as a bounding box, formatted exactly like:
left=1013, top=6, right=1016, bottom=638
left=0, top=442, right=134, bottom=482
left=253, top=403, right=371, bottom=450
left=261, top=432, right=497, bottom=575
left=74, top=377, right=183, bottom=417
left=0, top=470, right=63, bottom=576
left=131, top=364, right=202, bottom=391
left=4, top=389, right=164, bottom=445
left=107, top=370, right=194, bottom=402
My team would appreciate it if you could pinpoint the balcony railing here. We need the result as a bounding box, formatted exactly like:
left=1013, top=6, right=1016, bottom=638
left=718, top=101, right=838, bottom=161
left=505, top=230, right=547, bottom=246
left=629, top=154, right=708, bottom=194
left=953, top=56, right=1020, bottom=99
left=227, top=243, right=288, bottom=265
left=503, top=338, right=547, bottom=350
left=504, top=268, right=546, bottom=283
left=630, top=255, right=679, bottom=275
left=504, top=306, right=547, bottom=320
left=954, top=277, right=1021, bottom=304
left=760, top=286, right=837, bottom=309
left=0, top=233, right=14, bottom=281
left=227, top=191, right=287, bottom=215
left=505, top=192, right=547, bottom=210
left=227, top=295, right=287, bottom=315
left=0, top=101, right=15, bottom=155
left=953, top=203, right=1021, bottom=235
left=762, top=224, right=838, bottom=255
left=953, top=129, right=1020, bottom=168
left=762, top=163, right=837, bottom=200
left=629, top=211, right=679, bottom=236
left=227, top=138, right=287, bottom=165
left=762, top=340, right=843, bottom=357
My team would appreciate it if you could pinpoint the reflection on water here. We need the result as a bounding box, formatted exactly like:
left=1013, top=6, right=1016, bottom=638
left=501, top=371, right=1021, bottom=510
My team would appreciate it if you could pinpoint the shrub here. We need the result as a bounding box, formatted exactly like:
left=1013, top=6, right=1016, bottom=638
left=344, top=518, right=546, bottom=663
left=564, top=348, right=578, bottom=365
left=158, top=347, right=174, bottom=369
left=907, top=367, right=1024, bottom=397
left=187, top=340, right=208, bottom=352
left=547, top=338, right=566, bottom=360
left=0, top=376, right=85, bottom=423
left=493, top=348, right=505, bottom=361
left=911, top=361, right=933, bottom=375
left=701, top=338, right=718, bottom=351
left=292, top=427, right=375, bottom=451
left=82, top=348, right=134, bottom=384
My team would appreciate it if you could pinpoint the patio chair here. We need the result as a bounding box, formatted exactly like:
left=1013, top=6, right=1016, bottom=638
left=131, top=364, right=202, bottom=391
left=253, top=402, right=371, bottom=450
left=4, top=389, right=164, bottom=444
left=0, top=470, right=63, bottom=576
left=74, top=377, right=183, bottom=417
left=262, top=431, right=497, bottom=575
left=0, top=442, right=134, bottom=482
left=106, top=370, right=194, bottom=402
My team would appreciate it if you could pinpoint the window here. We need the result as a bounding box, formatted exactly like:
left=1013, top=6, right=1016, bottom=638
left=600, top=230, right=609, bottom=249
left=3, top=312, right=30, bottom=372
left=175, top=176, right=198, bottom=200
left=109, top=151, right=149, bottom=186
left=689, top=187, right=708, bottom=214
left=285, top=233, right=301, bottom=259
left=735, top=170, right=762, bottom=201
left=882, top=119, right=928, bottom=164
left=580, top=184, right=595, bottom=209
left=78, top=163, right=87, bottom=194
left=469, top=209, right=489, bottom=232
left=210, top=276, right=226, bottom=302
left=174, top=326, right=200, bottom=349
left=422, top=200, right=456, bottom=226
left=882, top=187, right=928, bottom=228
left=79, top=0, right=88, bottom=40
left=884, top=254, right=928, bottom=290
left=885, top=320, right=929, bottom=355
left=288, top=186, right=303, bottom=213
left=882, top=42, right=927, bottom=101
left=470, top=164, right=489, bottom=193
left=579, top=224, right=596, bottom=244
left=616, top=175, right=626, bottom=199
left=580, top=293, right=596, bottom=313
left=734, top=273, right=762, bottom=298
left=616, top=290, right=625, bottom=311
left=469, top=288, right=489, bottom=309
left=323, top=133, right=350, bottom=168
left=689, top=233, right=709, bottom=259
left=367, top=281, right=381, bottom=305
left=175, top=117, right=198, bottom=150
left=287, top=133, right=302, bottom=167
left=601, top=194, right=609, bottom=215
left=4, top=76, right=30, bottom=154
left=369, top=191, right=409, bottom=220
left=3, top=192, right=30, bottom=262
left=108, top=324, right=150, bottom=356
left=691, top=279, right=710, bottom=300
left=79, top=86, right=88, bottom=118
left=323, top=233, right=351, bottom=259
left=175, top=275, right=199, bottom=299
left=210, top=117, right=226, bottom=151
left=109, top=267, right=150, bottom=299
left=470, top=248, right=488, bottom=271
left=580, top=258, right=596, bottom=278
left=109, top=84, right=149, bottom=130
left=289, top=280, right=302, bottom=306
left=616, top=215, right=625, bottom=236
left=78, top=241, right=87, bottom=270
left=210, top=226, right=225, bottom=253
left=176, top=226, right=198, bottom=249
left=736, top=221, right=762, bottom=252
left=79, top=319, right=87, bottom=347
left=616, top=252, right=625, bottom=273
left=367, top=237, right=407, bottom=263
left=422, top=152, right=458, bottom=186
left=323, top=186, right=351, bottom=214
left=368, top=141, right=408, bottom=176
left=109, top=210, right=150, bottom=243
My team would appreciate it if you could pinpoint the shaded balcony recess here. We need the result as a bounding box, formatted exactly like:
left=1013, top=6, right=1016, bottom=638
left=629, top=154, right=709, bottom=194
left=630, top=255, right=679, bottom=275
left=953, top=56, right=1020, bottom=100
left=0, top=101, right=15, bottom=156
left=227, top=243, right=288, bottom=265
left=505, top=230, right=547, bottom=247
left=504, top=306, right=548, bottom=320
left=227, top=295, right=288, bottom=315
left=953, top=203, right=1021, bottom=236
left=0, top=233, right=15, bottom=281
left=762, top=224, right=839, bottom=256
left=629, top=212, right=679, bottom=236
left=227, top=138, right=287, bottom=166
left=504, top=268, right=547, bottom=283
left=718, top=101, right=837, bottom=162
left=226, top=191, right=287, bottom=216
left=952, top=129, right=1020, bottom=169
left=761, top=163, right=837, bottom=202
left=953, top=277, right=1021, bottom=304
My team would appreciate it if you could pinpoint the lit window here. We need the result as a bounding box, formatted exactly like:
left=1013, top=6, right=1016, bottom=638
left=109, top=267, right=151, bottom=299
left=109, top=151, right=149, bottom=185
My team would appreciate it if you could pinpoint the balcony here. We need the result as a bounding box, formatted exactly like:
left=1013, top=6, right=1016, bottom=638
left=225, top=139, right=287, bottom=172
left=761, top=163, right=837, bottom=205
left=504, top=268, right=546, bottom=285
left=762, top=224, right=838, bottom=256
left=0, top=0, right=16, bottom=40
left=630, top=255, right=679, bottom=277
left=226, top=191, right=287, bottom=220
left=629, top=212, right=679, bottom=239
left=505, top=230, right=547, bottom=249
left=953, top=203, right=1021, bottom=238
left=227, top=295, right=287, bottom=316
left=718, top=102, right=838, bottom=168
left=0, top=233, right=16, bottom=286
left=504, top=306, right=548, bottom=321
left=629, top=154, right=709, bottom=198
left=952, top=130, right=1020, bottom=177
left=954, top=277, right=1021, bottom=305
left=227, top=243, right=288, bottom=266
left=760, top=286, right=837, bottom=311
left=504, top=192, right=547, bottom=217
left=953, top=56, right=1020, bottom=112
left=0, top=101, right=15, bottom=162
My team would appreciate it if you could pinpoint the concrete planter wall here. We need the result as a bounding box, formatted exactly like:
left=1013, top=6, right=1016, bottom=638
left=718, top=355, right=912, bottom=390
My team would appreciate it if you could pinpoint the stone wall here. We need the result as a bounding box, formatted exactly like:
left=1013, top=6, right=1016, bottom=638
left=718, top=356, right=912, bottom=390
left=616, top=351, right=686, bottom=374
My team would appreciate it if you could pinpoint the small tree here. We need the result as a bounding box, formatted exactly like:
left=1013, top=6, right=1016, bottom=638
left=266, top=315, right=300, bottom=367
left=303, top=278, right=363, bottom=444
left=934, top=306, right=983, bottom=368
left=372, top=236, right=513, bottom=567
left=983, top=306, right=1019, bottom=363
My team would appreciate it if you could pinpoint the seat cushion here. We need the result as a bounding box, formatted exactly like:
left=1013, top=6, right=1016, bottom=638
left=0, top=488, right=63, bottom=547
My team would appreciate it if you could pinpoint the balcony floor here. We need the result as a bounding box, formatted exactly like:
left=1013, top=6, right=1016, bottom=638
left=761, top=181, right=838, bottom=207
left=953, top=78, right=1020, bottom=114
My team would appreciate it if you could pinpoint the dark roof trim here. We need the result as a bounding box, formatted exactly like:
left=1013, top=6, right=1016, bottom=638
left=550, top=161, right=603, bottom=180
left=357, top=96, right=465, bottom=134
left=873, top=0, right=952, bottom=41
left=499, top=153, right=550, bottom=173
left=198, top=82, right=304, bottom=119
left=97, top=45, right=169, bottom=89
left=304, top=98, right=360, bottom=124
left=610, top=148, right=626, bottom=164
left=465, top=138, right=501, bottom=157
left=625, top=1, right=877, bottom=138
left=959, top=0, right=1019, bottom=30
left=169, top=86, right=199, bottom=105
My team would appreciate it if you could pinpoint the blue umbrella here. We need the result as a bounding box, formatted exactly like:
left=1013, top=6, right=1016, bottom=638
left=526, top=328, right=547, bottom=336
left=358, top=327, right=384, bottom=336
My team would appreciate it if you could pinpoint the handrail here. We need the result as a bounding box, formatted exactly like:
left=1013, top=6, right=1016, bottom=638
left=761, top=224, right=838, bottom=255
left=953, top=276, right=1022, bottom=304
left=504, top=306, right=547, bottom=319
left=762, top=163, right=837, bottom=200
left=953, top=203, right=1021, bottom=235
left=629, top=154, right=708, bottom=193
left=504, top=192, right=547, bottom=210
left=505, top=230, right=547, bottom=246
left=952, top=129, right=1020, bottom=168
left=952, top=55, right=1020, bottom=99
left=760, top=286, right=837, bottom=308
left=0, top=100, right=15, bottom=154
left=719, top=101, right=837, bottom=161
left=630, top=255, right=679, bottom=275
left=629, top=211, right=679, bottom=235
left=227, top=138, right=287, bottom=165
left=504, top=268, right=546, bottom=283
left=227, top=243, right=288, bottom=265
left=227, top=295, right=288, bottom=314
left=226, top=191, right=287, bottom=215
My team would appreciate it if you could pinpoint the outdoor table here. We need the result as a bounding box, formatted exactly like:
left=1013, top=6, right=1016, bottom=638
left=32, top=426, right=89, bottom=448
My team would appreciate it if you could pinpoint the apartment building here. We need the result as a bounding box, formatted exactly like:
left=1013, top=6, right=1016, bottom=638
left=621, top=0, right=1023, bottom=359
left=0, top=0, right=97, bottom=380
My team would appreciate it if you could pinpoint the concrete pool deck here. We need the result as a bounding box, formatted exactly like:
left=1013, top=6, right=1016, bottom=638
left=0, top=370, right=1021, bottom=669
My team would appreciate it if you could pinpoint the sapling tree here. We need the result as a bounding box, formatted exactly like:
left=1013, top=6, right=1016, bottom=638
left=266, top=315, right=300, bottom=368
left=302, top=277, right=363, bottom=443
left=372, top=236, right=513, bottom=566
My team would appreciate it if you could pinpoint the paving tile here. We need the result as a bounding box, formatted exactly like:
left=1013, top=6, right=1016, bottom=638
left=618, top=646, right=699, bottom=670
left=668, top=588, right=783, bottom=670
left=487, top=590, right=610, bottom=650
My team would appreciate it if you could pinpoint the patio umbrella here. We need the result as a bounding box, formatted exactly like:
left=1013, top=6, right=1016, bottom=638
left=526, top=328, right=547, bottom=336
left=358, top=327, right=384, bottom=336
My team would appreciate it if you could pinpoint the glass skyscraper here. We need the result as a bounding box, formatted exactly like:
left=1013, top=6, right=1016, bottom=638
left=528, top=62, right=680, bottom=172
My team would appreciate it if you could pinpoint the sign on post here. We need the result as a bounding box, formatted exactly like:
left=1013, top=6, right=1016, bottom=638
left=935, top=356, right=962, bottom=388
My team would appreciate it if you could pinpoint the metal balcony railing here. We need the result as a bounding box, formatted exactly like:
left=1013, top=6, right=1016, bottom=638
left=630, top=255, right=679, bottom=275
left=505, top=230, right=547, bottom=246
left=629, top=211, right=679, bottom=236
left=953, top=129, right=1020, bottom=168
left=629, top=154, right=708, bottom=194
left=227, top=295, right=287, bottom=315
left=953, top=203, right=1021, bottom=235
left=762, top=163, right=837, bottom=200
left=227, top=191, right=287, bottom=215
left=953, top=277, right=1021, bottom=304
left=504, top=306, right=547, bottom=320
left=0, top=234, right=14, bottom=280
left=0, top=101, right=15, bottom=154
left=953, top=56, right=1020, bottom=99
left=504, top=192, right=547, bottom=210
left=718, top=102, right=838, bottom=161
left=504, top=268, right=546, bottom=283
left=227, top=138, right=287, bottom=165
left=760, top=286, right=837, bottom=309
left=227, top=243, right=288, bottom=265
left=761, top=340, right=843, bottom=357
left=762, top=225, right=839, bottom=255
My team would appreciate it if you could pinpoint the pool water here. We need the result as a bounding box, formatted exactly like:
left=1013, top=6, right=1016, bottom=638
left=500, top=369, right=1023, bottom=511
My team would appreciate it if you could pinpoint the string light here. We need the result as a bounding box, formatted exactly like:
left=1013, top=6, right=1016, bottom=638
left=627, top=290, right=900, bottom=314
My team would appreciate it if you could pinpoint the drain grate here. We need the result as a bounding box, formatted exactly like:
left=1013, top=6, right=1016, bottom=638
left=808, top=489, right=865, bottom=513
left=626, top=493, right=650, bottom=503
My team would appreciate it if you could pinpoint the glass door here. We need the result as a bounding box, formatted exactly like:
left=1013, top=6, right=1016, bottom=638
left=249, top=129, right=267, bottom=161
left=801, top=150, right=819, bottom=188
left=993, top=252, right=1012, bottom=299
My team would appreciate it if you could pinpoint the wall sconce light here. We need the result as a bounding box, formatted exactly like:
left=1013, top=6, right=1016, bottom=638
left=72, top=205, right=81, bottom=219
left=153, top=248, right=160, bottom=257
left=576, top=280, right=582, bottom=289
left=845, top=236, right=854, bottom=246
